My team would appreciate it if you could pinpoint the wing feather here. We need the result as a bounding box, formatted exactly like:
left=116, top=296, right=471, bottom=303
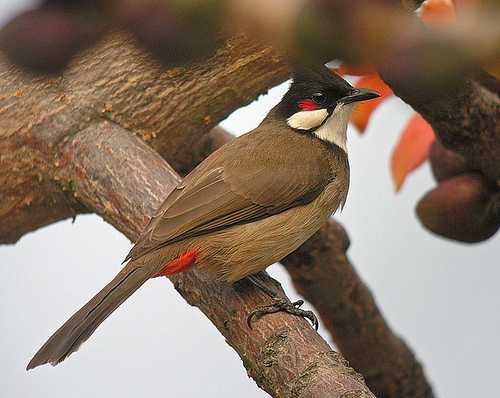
left=125, top=128, right=334, bottom=262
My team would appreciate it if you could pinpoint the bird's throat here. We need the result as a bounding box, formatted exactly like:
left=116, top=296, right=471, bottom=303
left=314, top=103, right=355, bottom=152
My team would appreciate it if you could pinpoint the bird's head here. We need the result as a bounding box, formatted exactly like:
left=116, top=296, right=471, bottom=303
left=279, top=66, right=380, bottom=151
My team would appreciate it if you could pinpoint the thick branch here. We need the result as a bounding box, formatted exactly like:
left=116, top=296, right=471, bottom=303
left=0, top=25, right=439, bottom=397
left=304, top=0, right=500, bottom=182
left=381, top=74, right=500, bottom=182
left=190, top=127, right=434, bottom=398
left=0, top=33, right=288, bottom=243
left=346, top=1, right=500, bottom=182
left=0, top=35, right=374, bottom=393
left=230, top=0, right=500, bottom=182
left=56, top=120, right=375, bottom=398
left=282, top=223, right=434, bottom=398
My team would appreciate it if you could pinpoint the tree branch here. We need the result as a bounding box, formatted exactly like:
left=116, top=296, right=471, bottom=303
left=0, top=36, right=377, bottom=395
left=282, top=222, right=434, bottom=398
left=0, top=23, right=444, bottom=397
left=56, top=119, right=375, bottom=398
left=228, top=0, right=500, bottom=183
left=190, top=127, right=435, bottom=398
left=381, top=74, right=500, bottom=182
left=0, top=33, right=288, bottom=243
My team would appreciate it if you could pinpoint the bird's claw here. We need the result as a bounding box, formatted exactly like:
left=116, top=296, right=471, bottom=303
left=247, top=297, right=319, bottom=330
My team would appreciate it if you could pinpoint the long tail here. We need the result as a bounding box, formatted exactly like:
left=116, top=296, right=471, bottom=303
left=27, top=264, right=152, bottom=370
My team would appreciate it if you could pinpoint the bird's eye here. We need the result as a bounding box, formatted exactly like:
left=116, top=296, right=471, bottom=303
left=311, top=92, right=326, bottom=105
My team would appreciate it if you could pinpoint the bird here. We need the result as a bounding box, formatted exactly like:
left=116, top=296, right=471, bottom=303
left=27, top=65, right=379, bottom=370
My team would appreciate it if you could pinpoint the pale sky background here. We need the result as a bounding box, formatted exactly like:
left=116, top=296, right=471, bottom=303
left=1, top=2, right=499, bottom=398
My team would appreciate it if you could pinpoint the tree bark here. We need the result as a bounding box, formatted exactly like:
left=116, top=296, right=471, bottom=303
left=0, top=36, right=377, bottom=397
left=0, top=33, right=288, bottom=243
left=282, top=223, right=434, bottom=398
left=0, top=2, right=496, bottom=395
left=382, top=76, right=500, bottom=182
left=318, top=0, right=500, bottom=183
left=193, top=127, right=435, bottom=398
left=0, top=32, right=441, bottom=397
left=56, top=120, right=376, bottom=398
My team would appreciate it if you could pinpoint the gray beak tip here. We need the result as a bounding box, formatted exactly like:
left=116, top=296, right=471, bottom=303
left=355, top=88, right=381, bottom=100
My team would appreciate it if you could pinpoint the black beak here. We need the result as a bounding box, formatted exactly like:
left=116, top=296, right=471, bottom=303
left=341, top=88, right=380, bottom=105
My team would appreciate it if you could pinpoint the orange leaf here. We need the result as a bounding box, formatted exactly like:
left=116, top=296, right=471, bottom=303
left=391, top=114, right=436, bottom=192
left=351, top=74, right=393, bottom=133
left=420, top=0, right=456, bottom=26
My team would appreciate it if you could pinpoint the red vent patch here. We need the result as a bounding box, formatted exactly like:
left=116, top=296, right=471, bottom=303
left=154, top=250, right=198, bottom=277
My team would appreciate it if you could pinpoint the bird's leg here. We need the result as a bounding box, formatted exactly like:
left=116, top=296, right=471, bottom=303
left=246, top=273, right=319, bottom=330
left=246, top=273, right=280, bottom=297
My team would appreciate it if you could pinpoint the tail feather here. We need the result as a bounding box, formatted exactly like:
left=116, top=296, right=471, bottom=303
left=27, top=265, right=151, bottom=370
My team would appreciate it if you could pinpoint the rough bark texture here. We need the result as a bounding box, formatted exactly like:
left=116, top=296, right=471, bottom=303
left=1, top=0, right=498, bottom=395
left=196, top=128, right=435, bottom=398
left=56, top=120, right=375, bottom=398
left=282, top=224, right=434, bottom=398
left=382, top=75, right=500, bottom=183
left=0, top=29, right=452, bottom=397
left=290, top=0, right=500, bottom=185
left=388, top=0, right=500, bottom=185
left=0, top=32, right=288, bottom=243
left=0, top=22, right=486, bottom=397
left=0, top=36, right=379, bottom=397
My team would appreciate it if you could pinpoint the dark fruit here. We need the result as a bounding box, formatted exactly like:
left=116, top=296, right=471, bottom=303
left=416, top=173, right=500, bottom=243
left=116, top=0, right=224, bottom=67
left=429, top=140, right=467, bottom=182
left=0, top=8, right=98, bottom=74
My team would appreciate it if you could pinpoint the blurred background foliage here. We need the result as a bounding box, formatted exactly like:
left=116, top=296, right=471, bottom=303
left=0, top=0, right=498, bottom=240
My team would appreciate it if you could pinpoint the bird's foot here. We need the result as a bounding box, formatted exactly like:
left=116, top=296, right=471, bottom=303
left=247, top=298, right=319, bottom=330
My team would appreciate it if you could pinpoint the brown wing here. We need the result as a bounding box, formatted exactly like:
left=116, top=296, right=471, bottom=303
left=125, top=128, right=334, bottom=262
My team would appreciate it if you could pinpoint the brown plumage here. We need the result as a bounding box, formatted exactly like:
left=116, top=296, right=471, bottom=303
left=27, top=66, right=378, bottom=370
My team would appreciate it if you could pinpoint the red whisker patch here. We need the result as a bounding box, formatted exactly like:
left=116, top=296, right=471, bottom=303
left=298, top=99, right=319, bottom=111
left=154, top=250, right=198, bottom=278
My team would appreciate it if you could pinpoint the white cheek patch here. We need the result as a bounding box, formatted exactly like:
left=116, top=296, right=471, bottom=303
left=314, top=103, right=355, bottom=152
left=287, top=109, right=329, bottom=130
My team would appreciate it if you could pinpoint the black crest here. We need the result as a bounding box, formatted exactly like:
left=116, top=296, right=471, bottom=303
left=278, top=65, right=353, bottom=118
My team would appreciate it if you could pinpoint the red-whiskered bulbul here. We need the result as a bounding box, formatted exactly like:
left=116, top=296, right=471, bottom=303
left=27, top=66, right=379, bottom=369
